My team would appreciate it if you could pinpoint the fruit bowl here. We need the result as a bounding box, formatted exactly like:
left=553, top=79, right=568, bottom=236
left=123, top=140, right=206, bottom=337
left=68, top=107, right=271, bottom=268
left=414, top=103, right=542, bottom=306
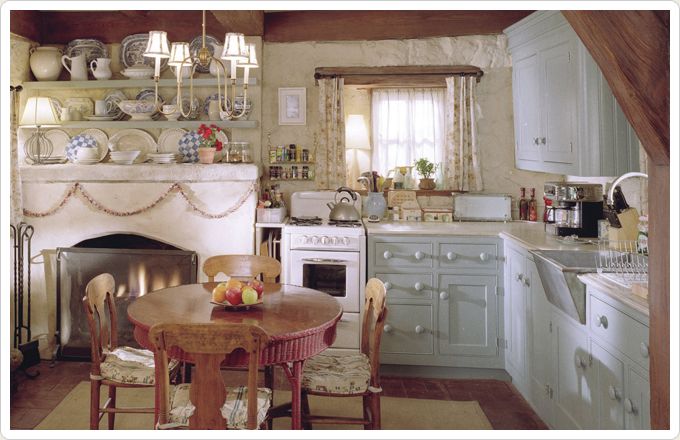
left=210, top=278, right=265, bottom=310
left=211, top=298, right=263, bottom=311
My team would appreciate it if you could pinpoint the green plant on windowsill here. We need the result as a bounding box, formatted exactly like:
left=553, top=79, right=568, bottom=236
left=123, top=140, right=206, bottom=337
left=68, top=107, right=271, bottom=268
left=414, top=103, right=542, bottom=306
left=414, top=158, right=438, bottom=190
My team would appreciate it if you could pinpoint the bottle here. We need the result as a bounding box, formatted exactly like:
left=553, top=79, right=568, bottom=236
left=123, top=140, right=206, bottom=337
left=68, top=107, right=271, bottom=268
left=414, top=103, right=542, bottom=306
left=519, top=187, right=528, bottom=220
left=637, top=215, right=649, bottom=255
left=393, top=168, right=404, bottom=189
left=528, top=188, right=538, bottom=221
left=543, top=196, right=554, bottom=223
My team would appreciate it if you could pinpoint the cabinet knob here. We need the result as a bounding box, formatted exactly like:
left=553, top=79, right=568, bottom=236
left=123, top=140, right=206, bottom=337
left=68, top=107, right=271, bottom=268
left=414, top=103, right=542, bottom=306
left=383, top=281, right=392, bottom=290
left=414, top=251, right=425, bottom=260
left=624, top=398, right=636, bottom=414
left=515, top=273, right=524, bottom=281
left=414, top=282, right=424, bottom=291
left=383, top=324, right=393, bottom=333
left=533, top=137, right=540, bottom=145
left=575, top=355, right=587, bottom=369
left=522, top=277, right=530, bottom=287
left=479, top=252, right=490, bottom=262
left=440, top=291, right=449, bottom=300
left=414, top=325, right=425, bottom=334
left=383, top=250, right=393, bottom=260
left=540, top=137, right=546, bottom=145
left=640, top=342, right=649, bottom=358
left=595, top=314, right=609, bottom=329
left=608, top=385, right=621, bottom=401
left=544, top=384, right=551, bottom=395
left=446, top=251, right=457, bottom=261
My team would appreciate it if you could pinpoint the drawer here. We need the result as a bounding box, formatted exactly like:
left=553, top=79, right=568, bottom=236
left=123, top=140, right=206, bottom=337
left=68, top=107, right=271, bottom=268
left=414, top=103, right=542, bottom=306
left=439, top=242, right=498, bottom=271
left=380, top=304, right=434, bottom=355
left=373, top=242, right=433, bottom=268
left=375, top=273, right=433, bottom=300
left=332, top=312, right=360, bottom=350
left=590, top=296, right=649, bottom=370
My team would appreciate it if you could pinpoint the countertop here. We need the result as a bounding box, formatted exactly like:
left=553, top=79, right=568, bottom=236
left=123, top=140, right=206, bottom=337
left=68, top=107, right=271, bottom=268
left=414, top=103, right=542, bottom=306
left=578, top=273, right=649, bottom=318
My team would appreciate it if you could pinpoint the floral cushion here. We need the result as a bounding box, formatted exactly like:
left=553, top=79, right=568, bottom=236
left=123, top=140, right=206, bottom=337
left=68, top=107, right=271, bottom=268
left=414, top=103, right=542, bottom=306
left=99, top=346, right=177, bottom=385
left=159, top=384, right=272, bottom=430
left=301, top=352, right=372, bottom=395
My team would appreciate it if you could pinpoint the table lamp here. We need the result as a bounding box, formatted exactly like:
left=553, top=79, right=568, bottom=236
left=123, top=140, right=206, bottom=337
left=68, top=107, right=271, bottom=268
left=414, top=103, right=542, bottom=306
left=20, top=96, right=60, bottom=164
left=345, top=114, right=371, bottom=189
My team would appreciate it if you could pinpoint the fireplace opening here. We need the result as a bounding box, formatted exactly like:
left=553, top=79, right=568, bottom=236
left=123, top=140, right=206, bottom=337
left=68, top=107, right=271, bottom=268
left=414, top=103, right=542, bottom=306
left=56, top=234, right=197, bottom=360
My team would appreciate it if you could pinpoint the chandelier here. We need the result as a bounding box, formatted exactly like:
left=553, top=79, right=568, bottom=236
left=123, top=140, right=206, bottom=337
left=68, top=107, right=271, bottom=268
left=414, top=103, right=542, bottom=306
left=143, top=10, right=258, bottom=120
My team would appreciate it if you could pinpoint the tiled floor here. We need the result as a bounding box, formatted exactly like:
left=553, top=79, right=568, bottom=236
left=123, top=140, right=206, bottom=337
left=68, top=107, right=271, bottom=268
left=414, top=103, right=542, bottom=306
left=10, top=361, right=547, bottom=430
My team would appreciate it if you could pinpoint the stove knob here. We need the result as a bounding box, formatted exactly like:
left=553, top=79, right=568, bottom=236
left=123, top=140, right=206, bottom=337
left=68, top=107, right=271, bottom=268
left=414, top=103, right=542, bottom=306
left=330, top=237, right=338, bottom=245
left=321, top=236, right=329, bottom=245
left=342, top=237, right=350, bottom=245
left=302, top=235, right=310, bottom=244
left=312, top=236, right=319, bottom=245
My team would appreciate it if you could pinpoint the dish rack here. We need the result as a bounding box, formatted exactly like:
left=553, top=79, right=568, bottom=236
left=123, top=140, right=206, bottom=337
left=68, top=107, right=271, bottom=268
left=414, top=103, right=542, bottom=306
left=596, top=240, right=648, bottom=287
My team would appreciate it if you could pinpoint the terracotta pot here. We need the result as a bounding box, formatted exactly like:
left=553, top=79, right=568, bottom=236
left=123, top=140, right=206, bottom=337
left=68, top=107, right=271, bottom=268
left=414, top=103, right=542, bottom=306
left=198, top=147, right=216, bottom=164
left=418, top=178, right=436, bottom=190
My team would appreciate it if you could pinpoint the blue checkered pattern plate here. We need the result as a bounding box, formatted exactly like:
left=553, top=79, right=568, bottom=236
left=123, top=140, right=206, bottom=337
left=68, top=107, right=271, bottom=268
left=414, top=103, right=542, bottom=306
left=65, top=134, right=98, bottom=162
left=178, top=131, right=203, bottom=163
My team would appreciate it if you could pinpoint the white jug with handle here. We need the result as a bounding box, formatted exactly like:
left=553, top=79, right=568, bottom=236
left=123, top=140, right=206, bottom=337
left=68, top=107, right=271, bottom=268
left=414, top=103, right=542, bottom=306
left=90, top=57, right=112, bottom=80
left=61, top=53, right=88, bottom=81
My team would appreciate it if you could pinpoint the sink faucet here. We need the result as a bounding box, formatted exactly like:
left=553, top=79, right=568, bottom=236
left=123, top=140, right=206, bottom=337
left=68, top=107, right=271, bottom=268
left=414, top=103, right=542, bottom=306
left=607, top=172, right=649, bottom=206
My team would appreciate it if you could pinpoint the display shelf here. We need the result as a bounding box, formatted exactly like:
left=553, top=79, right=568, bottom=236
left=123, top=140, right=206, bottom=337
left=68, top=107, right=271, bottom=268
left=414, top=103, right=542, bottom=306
left=267, top=161, right=315, bottom=165
left=21, top=77, right=257, bottom=90
left=19, top=120, right=258, bottom=129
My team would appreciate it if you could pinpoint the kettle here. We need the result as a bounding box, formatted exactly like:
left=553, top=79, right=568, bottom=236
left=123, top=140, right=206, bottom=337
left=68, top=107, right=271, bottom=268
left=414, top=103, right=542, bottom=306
left=326, top=187, right=361, bottom=222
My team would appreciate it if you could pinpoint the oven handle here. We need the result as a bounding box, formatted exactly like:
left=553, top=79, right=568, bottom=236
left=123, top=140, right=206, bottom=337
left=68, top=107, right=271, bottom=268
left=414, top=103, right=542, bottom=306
left=301, top=258, right=350, bottom=264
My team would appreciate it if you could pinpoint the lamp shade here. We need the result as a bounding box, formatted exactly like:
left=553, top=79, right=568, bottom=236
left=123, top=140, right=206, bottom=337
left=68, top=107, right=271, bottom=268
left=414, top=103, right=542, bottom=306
left=168, top=42, right=191, bottom=67
left=143, top=31, right=170, bottom=58
left=345, top=114, right=371, bottom=150
left=237, top=43, right=259, bottom=69
left=221, top=33, right=248, bottom=62
left=20, top=97, right=60, bottom=127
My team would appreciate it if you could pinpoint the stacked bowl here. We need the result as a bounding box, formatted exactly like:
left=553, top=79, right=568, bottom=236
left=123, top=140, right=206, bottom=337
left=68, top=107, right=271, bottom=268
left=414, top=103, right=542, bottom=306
left=110, top=150, right=140, bottom=165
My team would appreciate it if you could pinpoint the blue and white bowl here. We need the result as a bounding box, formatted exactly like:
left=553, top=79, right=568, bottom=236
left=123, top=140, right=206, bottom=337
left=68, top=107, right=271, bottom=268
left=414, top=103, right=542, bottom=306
left=117, top=100, right=156, bottom=121
left=66, top=134, right=98, bottom=162
left=178, top=131, right=203, bottom=163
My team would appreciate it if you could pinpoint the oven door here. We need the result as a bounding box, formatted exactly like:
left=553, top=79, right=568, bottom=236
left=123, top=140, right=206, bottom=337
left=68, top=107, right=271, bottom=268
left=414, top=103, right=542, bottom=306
left=288, top=250, right=360, bottom=313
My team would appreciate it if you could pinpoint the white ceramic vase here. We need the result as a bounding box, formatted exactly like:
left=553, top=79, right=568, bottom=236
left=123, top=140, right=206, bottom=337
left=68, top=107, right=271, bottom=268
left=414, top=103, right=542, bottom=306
left=29, top=46, right=63, bottom=81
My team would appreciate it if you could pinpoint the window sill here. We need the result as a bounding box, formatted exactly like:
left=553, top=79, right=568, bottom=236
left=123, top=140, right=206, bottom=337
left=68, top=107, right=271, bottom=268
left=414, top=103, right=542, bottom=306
left=356, top=189, right=466, bottom=197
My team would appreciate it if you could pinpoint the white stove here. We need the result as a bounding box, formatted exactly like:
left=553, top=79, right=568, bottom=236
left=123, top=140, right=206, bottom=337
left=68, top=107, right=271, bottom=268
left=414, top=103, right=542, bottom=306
left=281, top=191, right=366, bottom=352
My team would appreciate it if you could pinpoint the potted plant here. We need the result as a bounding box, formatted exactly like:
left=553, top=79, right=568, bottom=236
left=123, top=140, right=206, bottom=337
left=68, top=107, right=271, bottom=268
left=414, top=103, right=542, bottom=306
left=197, top=123, right=224, bottom=164
left=414, top=158, right=438, bottom=190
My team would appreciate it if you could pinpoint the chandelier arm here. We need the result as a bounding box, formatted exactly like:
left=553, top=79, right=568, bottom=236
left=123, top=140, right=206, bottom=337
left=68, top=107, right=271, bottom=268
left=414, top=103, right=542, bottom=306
left=176, top=57, right=195, bottom=119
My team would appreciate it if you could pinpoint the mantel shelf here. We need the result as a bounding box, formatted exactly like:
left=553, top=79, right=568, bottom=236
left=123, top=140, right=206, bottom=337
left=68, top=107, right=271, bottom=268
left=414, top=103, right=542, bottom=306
left=19, top=120, right=258, bottom=129
left=21, top=77, right=257, bottom=90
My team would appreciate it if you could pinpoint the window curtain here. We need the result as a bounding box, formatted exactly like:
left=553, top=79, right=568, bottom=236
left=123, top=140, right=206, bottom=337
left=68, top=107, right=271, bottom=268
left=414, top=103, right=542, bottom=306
left=10, top=87, right=23, bottom=225
left=445, top=76, right=483, bottom=192
left=317, top=77, right=346, bottom=189
left=371, top=88, right=445, bottom=176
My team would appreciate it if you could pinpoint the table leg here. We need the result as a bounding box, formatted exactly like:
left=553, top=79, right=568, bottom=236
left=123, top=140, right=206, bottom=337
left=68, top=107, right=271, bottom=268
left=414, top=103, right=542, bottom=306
left=280, top=360, right=305, bottom=429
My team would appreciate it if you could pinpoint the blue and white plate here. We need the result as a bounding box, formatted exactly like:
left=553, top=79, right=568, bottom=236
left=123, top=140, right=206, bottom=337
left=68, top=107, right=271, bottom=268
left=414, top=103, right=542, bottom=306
left=203, top=93, right=226, bottom=116
left=120, top=33, right=169, bottom=71
left=171, top=93, right=200, bottom=121
left=136, top=89, right=164, bottom=120
left=189, top=35, right=220, bottom=73
left=65, top=134, right=98, bottom=163
left=64, top=38, right=108, bottom=67
left=178, top=131, right=203, bottom=163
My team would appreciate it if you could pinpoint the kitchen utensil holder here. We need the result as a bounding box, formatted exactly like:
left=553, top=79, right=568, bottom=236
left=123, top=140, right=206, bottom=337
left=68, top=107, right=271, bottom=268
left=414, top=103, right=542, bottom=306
left=596, top=240, right=648, bottom=287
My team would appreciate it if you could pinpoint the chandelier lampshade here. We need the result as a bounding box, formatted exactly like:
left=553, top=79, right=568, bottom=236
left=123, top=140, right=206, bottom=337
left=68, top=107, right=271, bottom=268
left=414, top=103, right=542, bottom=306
left=168, top=42, right=191, bottom=67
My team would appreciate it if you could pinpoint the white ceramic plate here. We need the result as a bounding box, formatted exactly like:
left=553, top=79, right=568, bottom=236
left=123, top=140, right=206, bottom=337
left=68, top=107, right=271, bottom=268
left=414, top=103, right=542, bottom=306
left=79, top=128, right=109, bottom=161
left=108, top=129, right=157, bottom=163
left=157, top=128, right=187, bottom=155
left=43, top=129, right=70, bottom=158
left=120, top=33, right=169, bottom=71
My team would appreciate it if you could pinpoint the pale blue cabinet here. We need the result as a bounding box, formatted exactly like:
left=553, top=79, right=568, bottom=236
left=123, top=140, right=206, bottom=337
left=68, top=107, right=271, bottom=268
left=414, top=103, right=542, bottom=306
left=503, top=245, right=528, bottom=394
left=591, top=341, right=625, bottom=429
left=510, top=51, right=542, bottom=166
left=381, top=304, right=434, bottom=355
left=625, top=367, right=650, bottom=429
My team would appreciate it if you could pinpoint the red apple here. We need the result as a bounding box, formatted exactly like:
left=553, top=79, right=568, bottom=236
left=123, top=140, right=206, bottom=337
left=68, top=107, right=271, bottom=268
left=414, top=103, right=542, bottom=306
left=248, top=279, right=264, bottom=298
left=225, top=287, right=243, bottom=305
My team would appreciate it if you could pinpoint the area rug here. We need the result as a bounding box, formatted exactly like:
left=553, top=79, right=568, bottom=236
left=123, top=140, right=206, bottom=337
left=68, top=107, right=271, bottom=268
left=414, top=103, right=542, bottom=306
left=36, top=381, right=492, bottom=430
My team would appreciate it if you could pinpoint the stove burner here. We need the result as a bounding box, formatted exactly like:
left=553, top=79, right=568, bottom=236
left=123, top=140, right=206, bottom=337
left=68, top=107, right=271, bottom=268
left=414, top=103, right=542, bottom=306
left=328, top=219, right=363, bottom=228
left=290, top=216, right=322, bottom=226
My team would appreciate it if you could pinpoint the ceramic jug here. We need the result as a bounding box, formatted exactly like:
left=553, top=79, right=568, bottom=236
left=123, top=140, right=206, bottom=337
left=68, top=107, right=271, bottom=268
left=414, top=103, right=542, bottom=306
left=90, top=57, right=112, bottom=80
left=29, top=46, right=63, bottom=81
left=61, top=53, right=88, bottom=81
left=208, top=99, right=221, bottom=121
left=209, top=45, right=225, bottom=77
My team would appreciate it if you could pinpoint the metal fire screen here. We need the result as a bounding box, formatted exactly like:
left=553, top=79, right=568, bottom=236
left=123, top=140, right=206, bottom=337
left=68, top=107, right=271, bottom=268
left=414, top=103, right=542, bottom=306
left=56, top=247, right=197, bottom=360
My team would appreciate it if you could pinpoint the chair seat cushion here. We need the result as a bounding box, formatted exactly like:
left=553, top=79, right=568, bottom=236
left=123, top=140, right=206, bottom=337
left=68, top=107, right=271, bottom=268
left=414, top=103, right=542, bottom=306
left=162, top=384, right=272, bottom=429
left=99, top=346, right=177, bottom=385
left=302, top=352, right=372, bottom=395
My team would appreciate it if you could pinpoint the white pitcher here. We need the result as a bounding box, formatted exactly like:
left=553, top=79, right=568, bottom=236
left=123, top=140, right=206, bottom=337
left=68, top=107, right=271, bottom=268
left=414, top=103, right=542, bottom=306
left=90, top=57, right=112, bottom=80
left=61, top=53, right=88, bottom=81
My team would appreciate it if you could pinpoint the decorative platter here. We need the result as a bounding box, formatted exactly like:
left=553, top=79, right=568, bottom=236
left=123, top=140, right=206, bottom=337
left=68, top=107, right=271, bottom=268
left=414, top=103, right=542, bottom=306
left=157, top=128, right=187, bottom=155
left=64, top=38, right=108, bottom=66
left=230, top=95, right=252, bottom=120
left=108, top=129, right=157, bottom=163
left=171, top=93, right=200, bottom=120
left=210, top=299, right=263, bottom=311
left=203, top=92, right=225, bottom=116
left=135, top=89, right=164, bottom=120
left=120, top=33, right=169, bottom=71
left=189, top=35, right=221, bottom=73
left=65, top=97, right=94, bottom=117
left=103, top=89, right=128, bottom=120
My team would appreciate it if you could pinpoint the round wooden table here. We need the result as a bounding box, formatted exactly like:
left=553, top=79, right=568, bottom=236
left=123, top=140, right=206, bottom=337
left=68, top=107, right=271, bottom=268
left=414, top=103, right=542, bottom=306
left=127, top=282, right=342, bottom=430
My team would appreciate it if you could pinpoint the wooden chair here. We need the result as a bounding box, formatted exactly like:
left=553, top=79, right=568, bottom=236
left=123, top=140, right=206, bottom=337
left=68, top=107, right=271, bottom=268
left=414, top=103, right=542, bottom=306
left=300, top=278, right=388, bottom=429
left=83, top=273, right=179, bottom=430
left=149, top=322, right=272, bottom=430
left=202, top=254, right=281, bottom=283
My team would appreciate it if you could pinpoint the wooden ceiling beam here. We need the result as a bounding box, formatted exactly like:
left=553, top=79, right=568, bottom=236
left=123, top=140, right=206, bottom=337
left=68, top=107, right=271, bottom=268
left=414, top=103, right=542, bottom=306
left=210, top=11, right=264, bottom=35
left=315, top=65, right=483, bottom=86
left=264, top=10, right=534, bottom=42
left=10, top=10, right=43, bottom=42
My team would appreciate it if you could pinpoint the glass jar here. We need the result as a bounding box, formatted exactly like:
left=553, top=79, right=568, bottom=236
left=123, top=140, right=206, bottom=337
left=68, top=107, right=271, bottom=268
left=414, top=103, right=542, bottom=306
left=227, top=142, right=242, bottom=163
left=239, top=142, right=252, bottom=163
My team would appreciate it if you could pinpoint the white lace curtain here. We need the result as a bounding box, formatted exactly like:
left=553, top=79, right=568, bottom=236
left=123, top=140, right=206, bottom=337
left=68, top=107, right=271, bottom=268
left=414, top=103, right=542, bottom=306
left=445, top=76, right=483, bottom=191
left=317, top=77, right=346, bottom=189
left=371, top=88, right=445, bottom=176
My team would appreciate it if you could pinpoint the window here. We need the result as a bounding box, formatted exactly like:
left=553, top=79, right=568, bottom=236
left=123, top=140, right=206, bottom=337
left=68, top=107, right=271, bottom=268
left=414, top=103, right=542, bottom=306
left=371, top=88, right=446, bottom=177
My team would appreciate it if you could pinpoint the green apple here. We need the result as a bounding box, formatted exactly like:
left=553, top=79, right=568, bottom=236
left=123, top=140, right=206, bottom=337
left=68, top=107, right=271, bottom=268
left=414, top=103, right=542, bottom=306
left=242, top=286, right=259, bottom=305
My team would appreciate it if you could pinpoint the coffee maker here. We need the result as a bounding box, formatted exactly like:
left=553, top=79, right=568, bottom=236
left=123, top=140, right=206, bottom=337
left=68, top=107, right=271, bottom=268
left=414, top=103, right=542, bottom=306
left=543, top=182, right=604, bottom=237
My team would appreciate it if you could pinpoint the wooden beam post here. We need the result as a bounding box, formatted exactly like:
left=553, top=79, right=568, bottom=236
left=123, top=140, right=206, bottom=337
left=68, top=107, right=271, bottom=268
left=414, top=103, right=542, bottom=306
left=210, top=11, right=264, bottom=35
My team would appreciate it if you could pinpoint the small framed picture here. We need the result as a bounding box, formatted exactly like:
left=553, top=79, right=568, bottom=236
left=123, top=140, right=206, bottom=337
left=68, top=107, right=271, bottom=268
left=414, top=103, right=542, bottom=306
left=278, top=87, right=306, bottom=125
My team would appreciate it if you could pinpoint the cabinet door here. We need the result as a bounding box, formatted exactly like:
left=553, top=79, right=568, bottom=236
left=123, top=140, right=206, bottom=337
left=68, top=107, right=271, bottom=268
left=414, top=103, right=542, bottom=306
left=512, top=50, right=542, bottom=165
left=540, top=38, right=577, bottom=171
left=381, top=304, right=434, bottom=355
left=438, top=275, right=498, bottom=358
left=591, top=341, right=625, bottom=429
left=553, top=314, right=596, bottom=429
left=527, top=259, right=555, bottom=427
left=625, top=367, right=650, bottom=429
left=504, top=248, right=526, bottom=380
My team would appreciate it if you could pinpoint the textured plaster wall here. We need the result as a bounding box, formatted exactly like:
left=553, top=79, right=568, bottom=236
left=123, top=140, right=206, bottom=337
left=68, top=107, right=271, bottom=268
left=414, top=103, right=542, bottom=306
left=263, top=35, right=562, bottom=210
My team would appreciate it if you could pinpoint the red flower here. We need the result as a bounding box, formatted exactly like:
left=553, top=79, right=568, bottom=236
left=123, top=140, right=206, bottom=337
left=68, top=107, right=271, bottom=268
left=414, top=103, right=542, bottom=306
left=204, top=128, right=212, bottom=137
left=215, top=140, right=223, bottom=151
left=210, top=124, right=217, bottom=129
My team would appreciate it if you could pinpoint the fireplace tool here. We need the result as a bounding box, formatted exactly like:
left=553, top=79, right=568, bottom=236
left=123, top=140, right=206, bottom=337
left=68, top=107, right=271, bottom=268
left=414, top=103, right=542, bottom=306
left=11, top=222, right=40, bottom=377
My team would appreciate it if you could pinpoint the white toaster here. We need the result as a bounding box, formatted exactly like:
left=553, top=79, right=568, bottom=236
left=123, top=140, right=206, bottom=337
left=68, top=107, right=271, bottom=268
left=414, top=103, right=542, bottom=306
left=453, top=193, right=512, bottom=221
